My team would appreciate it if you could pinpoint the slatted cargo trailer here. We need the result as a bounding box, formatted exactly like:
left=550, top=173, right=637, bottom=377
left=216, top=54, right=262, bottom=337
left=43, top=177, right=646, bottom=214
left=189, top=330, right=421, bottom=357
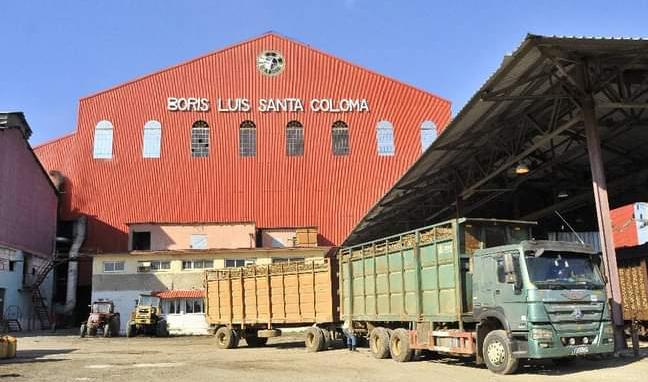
left=617, top=245, right=648, bottom=336
left=204, top=259, right=339, bottom=349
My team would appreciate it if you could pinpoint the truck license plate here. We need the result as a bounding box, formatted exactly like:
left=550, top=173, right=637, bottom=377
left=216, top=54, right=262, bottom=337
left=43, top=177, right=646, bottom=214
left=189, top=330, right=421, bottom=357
left=571, top=345, right=589, bottom=355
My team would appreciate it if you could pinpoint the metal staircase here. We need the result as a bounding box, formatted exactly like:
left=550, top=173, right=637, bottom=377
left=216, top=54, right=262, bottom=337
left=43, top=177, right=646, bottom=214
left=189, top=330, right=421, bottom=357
left=24, top=253, right=69, bottom=331
left=2, top=305, right=22, bottom=332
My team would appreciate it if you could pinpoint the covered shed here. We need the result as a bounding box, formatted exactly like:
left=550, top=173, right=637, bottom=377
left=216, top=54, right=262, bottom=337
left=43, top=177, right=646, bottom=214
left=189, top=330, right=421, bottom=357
left=345, top=35, right=648, bottom=348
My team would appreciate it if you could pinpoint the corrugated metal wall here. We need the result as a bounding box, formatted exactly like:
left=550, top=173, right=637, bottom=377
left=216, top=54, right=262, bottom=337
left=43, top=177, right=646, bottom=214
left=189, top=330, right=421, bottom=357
left=0, top=128, right=57, bottom=257
left=34, top=33, right=451, bottom=253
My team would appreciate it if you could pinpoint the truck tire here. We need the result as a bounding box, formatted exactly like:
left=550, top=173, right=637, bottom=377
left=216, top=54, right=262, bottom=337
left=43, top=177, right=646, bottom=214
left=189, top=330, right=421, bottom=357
left=246, top=336, right=268, bottom=347
left=80, top=323, right=87, bottom=338
left=305, top=327, right=324, bottom=352
left=215, top=327, right=238, bottom=349
left=104, top=324, right=112, bottom=338
left=370, top=327, right=391, bottom=359
left=483, top=330, right=519, bottom=375
left=389, top=328, right=414, bottom=362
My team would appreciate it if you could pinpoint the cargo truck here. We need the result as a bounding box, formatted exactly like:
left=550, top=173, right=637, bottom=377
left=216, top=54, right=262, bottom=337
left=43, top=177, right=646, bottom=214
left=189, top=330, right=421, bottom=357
left=204, top=218, right=615, bottom=374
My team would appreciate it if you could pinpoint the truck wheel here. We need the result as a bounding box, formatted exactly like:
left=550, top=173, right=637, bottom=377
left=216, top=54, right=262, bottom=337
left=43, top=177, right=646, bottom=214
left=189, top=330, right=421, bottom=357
left=80, top=323, right=87, bottom=338
left=246, top=336, right=268, bottom=347
left=389, top=328, right=414, bottom=362
left=483, top=330, right=519, bottom=375
left=305, top=327, right=324, bottom=352
left=215, top=327, right=238, bottom=349
left=370, top=327, right=391, bottom=359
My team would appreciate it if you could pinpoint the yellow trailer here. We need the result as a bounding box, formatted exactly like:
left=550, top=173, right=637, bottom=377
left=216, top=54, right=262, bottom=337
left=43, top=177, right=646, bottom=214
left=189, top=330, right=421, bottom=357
left=204, top=259, right=339, bottom=350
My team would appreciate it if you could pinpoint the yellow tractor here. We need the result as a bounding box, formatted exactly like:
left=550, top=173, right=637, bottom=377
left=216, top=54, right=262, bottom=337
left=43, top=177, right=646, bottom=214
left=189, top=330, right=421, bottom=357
left=126, top=294, right=169, bottom=337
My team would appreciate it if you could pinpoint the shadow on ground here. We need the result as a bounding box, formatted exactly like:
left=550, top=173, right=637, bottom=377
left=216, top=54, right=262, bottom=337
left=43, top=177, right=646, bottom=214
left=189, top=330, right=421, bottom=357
left=416, top=350, right=646, bottom=376
left=0, top=349, right=75, bottom=365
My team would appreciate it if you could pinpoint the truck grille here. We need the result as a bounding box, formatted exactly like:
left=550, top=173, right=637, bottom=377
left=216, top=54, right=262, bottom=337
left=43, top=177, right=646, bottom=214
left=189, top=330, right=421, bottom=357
left=544, top=302, right=604, bottom=332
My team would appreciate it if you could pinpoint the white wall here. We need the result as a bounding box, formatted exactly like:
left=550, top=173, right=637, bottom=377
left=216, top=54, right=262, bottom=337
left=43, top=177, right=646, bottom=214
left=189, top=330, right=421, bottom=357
left=0, top=250, right=54, bottom=331
left=164, top=313, right=208, bottom=335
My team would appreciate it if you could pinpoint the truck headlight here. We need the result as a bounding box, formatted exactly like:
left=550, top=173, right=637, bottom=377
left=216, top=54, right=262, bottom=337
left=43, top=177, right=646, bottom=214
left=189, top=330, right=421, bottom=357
left=531, top=328, right=553, bottom=340
left=603, top=324, right=614, bottom=337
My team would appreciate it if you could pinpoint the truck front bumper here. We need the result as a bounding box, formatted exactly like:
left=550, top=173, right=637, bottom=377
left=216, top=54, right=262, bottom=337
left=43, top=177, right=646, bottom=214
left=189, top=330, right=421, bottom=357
left=514, top=323, right=615, bottom=359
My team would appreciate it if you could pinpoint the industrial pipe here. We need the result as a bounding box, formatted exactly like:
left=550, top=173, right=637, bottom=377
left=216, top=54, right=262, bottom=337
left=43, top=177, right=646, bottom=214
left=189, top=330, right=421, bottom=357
left=55, top=215, right=86, bottom=314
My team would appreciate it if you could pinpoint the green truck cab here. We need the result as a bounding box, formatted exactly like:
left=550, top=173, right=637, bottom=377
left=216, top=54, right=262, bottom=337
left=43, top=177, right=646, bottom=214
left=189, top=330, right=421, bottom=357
left=339, top=218, right=614, bottom=374
left=472, top=240, right=614, bottom=373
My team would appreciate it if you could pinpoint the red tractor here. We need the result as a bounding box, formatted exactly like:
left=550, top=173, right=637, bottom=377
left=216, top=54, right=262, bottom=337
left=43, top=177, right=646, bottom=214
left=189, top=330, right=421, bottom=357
left=80, top=299, right=120, bottom=338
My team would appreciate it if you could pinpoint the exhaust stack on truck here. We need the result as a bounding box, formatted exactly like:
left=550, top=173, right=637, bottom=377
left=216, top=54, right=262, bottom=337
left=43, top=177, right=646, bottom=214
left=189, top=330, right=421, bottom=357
left=204, top=218, right=615, bottom=374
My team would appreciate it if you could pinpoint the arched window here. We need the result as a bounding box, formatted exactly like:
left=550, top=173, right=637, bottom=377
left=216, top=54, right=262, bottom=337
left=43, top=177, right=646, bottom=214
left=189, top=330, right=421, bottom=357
left=420, top=120, right=437, bottom=152
left=286, top=120, right=304, bottom=156
left=239, top=120, right=256, bottom=157
left=142, top=120, right=162, bottom=158
left=93, top=120, right=113, bottom=159
left=376, top=120, right=395, bottom=156
left=191, top=120, right=210, bottom=157
left=331, top=120, right=349, bottom=156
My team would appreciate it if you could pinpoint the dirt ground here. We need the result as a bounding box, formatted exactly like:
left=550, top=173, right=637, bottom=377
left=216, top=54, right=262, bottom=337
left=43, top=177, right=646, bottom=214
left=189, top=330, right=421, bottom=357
left=1, top=332, right=648, bottom=382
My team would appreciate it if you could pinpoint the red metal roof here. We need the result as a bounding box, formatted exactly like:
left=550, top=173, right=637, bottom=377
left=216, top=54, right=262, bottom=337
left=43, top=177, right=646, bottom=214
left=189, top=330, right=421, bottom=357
left=154, top=290, right=205, bottom=299
left=34, top=33, right=452, bottom=253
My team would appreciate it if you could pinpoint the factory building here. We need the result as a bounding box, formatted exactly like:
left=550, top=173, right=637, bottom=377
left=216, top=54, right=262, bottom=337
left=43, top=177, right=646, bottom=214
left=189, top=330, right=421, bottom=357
left=0, top=112, right=58, bottom=331
left=33, top=33, right=451, bottom=330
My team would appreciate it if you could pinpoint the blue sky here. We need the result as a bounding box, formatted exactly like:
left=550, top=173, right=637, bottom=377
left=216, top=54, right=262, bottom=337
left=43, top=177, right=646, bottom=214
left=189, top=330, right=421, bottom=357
left=3, top=0, right=648, bottom=145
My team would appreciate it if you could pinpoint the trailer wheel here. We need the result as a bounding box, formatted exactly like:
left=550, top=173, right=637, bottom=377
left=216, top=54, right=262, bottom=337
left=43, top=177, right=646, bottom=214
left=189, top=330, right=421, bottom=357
left=80, top=323, right=87, bottom=338
left=370, top=327, right=391, bottom=359
left=246, top=336, right=268, bottom=347
left=483, top=330, right=519, bottom=375
left=320, top=328, right=332, bottom=351
left=305, top=327, right=324, bottom=352
left=389, top=328, right=414, bottom=362
left=215, top=327, right=238, bottom=349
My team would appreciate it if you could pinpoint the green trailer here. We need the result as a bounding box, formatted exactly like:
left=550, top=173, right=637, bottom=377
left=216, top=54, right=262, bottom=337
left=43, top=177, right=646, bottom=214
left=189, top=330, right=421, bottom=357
left=338, top=218, right=614, bottom=374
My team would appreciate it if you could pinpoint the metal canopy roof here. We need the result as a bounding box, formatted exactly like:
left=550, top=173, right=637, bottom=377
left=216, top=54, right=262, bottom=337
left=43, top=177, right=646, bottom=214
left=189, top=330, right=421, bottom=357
left=346, top=34, right=648, bottom=245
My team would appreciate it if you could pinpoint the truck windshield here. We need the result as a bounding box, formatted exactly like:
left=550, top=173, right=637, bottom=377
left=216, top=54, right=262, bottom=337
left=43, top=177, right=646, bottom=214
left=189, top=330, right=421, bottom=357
left=525, top=251, right=604, bottom=289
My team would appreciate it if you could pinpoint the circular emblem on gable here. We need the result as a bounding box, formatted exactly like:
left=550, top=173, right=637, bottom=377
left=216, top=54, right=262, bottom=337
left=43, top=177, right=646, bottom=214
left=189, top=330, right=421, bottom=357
left=256, top=50, right=285, bottom=76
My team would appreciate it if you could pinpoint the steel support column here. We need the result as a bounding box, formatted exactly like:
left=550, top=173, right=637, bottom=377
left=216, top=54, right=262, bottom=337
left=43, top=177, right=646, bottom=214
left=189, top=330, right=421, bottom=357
left=582, top=96, right=626, bottom=350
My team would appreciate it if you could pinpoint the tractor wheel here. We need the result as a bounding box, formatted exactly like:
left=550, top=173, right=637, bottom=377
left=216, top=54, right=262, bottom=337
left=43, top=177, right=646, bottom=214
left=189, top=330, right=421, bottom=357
left=246, top=335, right=268, bottom=347
left=80, top=323, right=87, bottom=338
left=215, top=327, right=238, bottom=349
left=305, top=327, right=324, bottom=352
left=156, top=320, right=169, bottom=337
left=103, top=324, right=112, bottom=338
left=112, top=318, right=121, bottom=337
left=370, top=327, right=391, bottom=359
left=389, top=328, right=414, bottom=362
left=126, top=322, right=137, bottom=338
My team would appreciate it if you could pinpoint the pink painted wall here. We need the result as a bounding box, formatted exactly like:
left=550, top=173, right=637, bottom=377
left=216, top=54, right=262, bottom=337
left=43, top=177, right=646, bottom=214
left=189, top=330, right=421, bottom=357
left=0, top=128, right=57, bottom=257
left=127, top=222, right=256, bottom=251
